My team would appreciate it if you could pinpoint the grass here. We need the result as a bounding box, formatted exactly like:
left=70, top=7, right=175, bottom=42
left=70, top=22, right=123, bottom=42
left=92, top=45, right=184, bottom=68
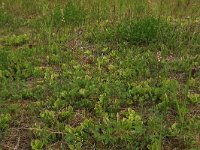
left=0, top=0, right=200, bottom=149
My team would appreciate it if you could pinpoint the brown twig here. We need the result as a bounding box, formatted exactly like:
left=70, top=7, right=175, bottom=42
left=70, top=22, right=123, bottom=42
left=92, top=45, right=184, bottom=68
left=14, top=137, right=21, bottom=150
left=17, top=127, right=65, bottom=135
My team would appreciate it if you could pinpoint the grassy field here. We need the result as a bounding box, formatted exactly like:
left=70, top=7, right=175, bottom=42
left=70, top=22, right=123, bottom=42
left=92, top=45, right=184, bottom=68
left=0, top=0, right=200, bottom=149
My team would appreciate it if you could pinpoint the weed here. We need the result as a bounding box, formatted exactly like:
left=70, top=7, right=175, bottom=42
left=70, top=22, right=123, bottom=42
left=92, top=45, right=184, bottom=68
left=118, top=17, right=176, bottom=46
left=0, top=113, right=11, bottom=139
left=52, top=2, right=86, bottom=27
left=0, top=4, right=12, bottom=27
left=3, top=34, right=29, bottom=46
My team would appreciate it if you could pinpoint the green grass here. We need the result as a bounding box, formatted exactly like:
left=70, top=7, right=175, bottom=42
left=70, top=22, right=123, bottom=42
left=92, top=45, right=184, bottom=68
left=0, top=0, right=200, bottom=149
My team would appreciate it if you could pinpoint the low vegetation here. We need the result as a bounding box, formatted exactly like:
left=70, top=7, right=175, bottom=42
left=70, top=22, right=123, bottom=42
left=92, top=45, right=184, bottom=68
left=0, top=0, right=200, bottom=149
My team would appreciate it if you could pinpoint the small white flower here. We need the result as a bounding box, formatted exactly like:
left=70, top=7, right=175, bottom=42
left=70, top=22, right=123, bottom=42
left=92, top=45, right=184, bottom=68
left=156, top=51, right=162, bottom=62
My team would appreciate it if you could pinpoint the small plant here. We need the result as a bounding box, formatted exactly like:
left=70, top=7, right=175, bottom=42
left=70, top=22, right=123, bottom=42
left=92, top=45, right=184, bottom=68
left=40, top=110, right=55, bottom=126
left=93, top=108, right=144, bottom=149
left=85, top=20, right=116, bottom=44
left=0, top=4, right=12, bottom=27
left=187, top=93, right=200, bottom=104
left=52, top=2, right=86, bottom=26
left=2, top=34, right=29, bottom=46
left=0, top=49, right=34, bottom=80
left=118, top=17, right=175, bottom=45
left=0, top=113, right=11, bottom=131
left=0, top=113, right=11, bottom=138
left=58, top=105, right=74, bottom=122
left=31, top=139, right=44, bottom=150
left=168, top=122, right=181, bottom=136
